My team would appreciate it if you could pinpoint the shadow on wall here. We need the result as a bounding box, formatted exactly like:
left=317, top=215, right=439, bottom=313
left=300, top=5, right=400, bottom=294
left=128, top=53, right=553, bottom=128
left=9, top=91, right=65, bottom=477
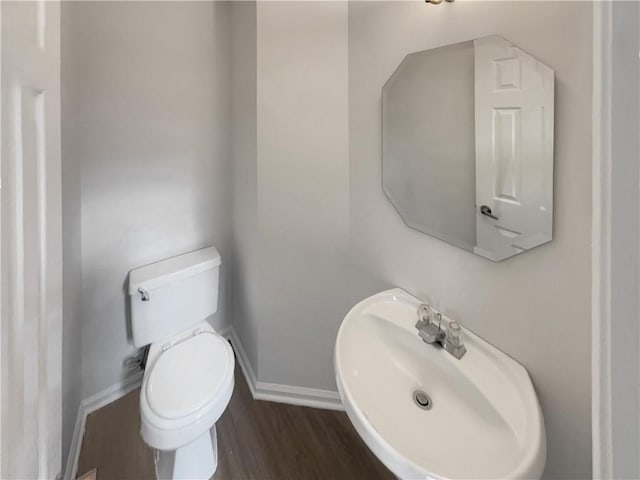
left=122, top=278, right=133, bottom=344
left=120, top=277, right=143, bottom=385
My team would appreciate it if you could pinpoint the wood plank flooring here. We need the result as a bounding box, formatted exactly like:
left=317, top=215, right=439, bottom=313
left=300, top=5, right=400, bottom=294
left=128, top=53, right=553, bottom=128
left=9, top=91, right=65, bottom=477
left=77, top=387, right=155, bottom=480
left=77, top=359, right=394, bottom=480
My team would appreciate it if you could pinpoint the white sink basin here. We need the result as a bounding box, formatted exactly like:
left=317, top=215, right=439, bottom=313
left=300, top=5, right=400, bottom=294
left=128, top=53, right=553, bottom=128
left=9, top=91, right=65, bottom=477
left=334, top=289, right=546, bottom=479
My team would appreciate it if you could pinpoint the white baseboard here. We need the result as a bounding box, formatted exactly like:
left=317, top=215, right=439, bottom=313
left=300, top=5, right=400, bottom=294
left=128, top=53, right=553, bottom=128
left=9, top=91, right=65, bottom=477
left=226, top=328, right=344, bottom=411
left=63, top=372, right=143, bottom=480
left=225, top=328, right=259, bottom=396
left=253, top=381, right=344, bottom=410
left=82, top=371, right=143, bottom=415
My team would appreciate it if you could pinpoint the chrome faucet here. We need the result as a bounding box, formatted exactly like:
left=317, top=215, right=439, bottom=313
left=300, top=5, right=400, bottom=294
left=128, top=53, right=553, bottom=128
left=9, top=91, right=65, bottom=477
left=415, top=304, right=466, bottom=359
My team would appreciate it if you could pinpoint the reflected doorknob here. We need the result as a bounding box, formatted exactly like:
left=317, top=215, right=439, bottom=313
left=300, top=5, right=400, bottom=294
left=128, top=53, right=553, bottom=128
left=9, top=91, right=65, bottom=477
left=480, top=205, right=499, bottom=220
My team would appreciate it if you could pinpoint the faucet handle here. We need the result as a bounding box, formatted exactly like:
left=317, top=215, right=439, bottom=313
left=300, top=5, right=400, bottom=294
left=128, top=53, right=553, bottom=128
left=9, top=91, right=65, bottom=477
left=443, top=320, right=466, bottom=359
left=433, top=311, right=442, bottom=328
left=417, top=304, right=430, bottom=322
left=446, top=321, right=463, bottom=347
left=415, top=304, right=431, bottom=330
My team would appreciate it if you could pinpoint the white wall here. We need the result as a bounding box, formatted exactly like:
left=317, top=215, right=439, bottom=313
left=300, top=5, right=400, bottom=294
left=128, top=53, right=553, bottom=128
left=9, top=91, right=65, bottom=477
left=62, top=1, right=233, bottom=400
left=348, top=2, right=592, bottom=478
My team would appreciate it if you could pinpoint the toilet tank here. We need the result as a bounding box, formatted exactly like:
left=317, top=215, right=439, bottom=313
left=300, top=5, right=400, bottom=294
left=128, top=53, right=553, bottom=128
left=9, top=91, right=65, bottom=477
left=128, top=246, right=221, bottom=347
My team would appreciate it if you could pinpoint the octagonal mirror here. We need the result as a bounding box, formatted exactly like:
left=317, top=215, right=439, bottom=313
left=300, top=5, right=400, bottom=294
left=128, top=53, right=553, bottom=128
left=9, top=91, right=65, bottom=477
left=382, top=35, right=554, bottom=262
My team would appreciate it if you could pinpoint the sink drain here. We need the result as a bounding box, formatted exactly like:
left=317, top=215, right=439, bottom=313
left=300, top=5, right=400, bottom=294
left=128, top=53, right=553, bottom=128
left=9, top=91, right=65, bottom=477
left=413, top=390, right=432, bottom=410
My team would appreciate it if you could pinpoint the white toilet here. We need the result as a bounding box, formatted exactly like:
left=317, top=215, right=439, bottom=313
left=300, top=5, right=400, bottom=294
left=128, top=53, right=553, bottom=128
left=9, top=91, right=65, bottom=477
left=128, top=246, right=234, bottom=480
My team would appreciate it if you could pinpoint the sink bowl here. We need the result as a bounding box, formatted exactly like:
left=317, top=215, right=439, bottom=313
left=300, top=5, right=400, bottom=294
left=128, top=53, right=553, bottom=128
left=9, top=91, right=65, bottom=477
left=334, top=289, right=546, bottom=479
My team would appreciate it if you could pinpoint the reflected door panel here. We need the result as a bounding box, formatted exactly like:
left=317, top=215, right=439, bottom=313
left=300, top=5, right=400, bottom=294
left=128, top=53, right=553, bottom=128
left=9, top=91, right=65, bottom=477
left=474, top=36, right=554, bottom=261
left=382, top=35, right=554, bottom=262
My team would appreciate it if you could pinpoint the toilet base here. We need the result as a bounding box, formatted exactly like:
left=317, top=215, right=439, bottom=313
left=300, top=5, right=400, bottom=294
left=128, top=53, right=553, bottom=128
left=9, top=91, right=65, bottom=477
left=154, top=425, right=218, bottom=480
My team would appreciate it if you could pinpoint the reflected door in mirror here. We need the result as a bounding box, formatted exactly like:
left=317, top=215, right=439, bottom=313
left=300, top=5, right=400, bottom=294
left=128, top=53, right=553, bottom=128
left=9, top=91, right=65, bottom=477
left=382, top=35, right=554, bottom=262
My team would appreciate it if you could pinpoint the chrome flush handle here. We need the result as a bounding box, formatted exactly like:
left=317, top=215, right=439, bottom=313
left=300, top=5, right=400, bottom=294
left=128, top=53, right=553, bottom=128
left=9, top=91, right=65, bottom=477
left=137, top=287, right=150, bottom=302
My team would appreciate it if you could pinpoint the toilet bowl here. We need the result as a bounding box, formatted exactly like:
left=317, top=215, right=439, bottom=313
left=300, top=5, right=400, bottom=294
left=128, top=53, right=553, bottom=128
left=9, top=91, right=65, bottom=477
left=128, top=247, right=234, bottom=480
left=140, top=322, right=234, bottom=479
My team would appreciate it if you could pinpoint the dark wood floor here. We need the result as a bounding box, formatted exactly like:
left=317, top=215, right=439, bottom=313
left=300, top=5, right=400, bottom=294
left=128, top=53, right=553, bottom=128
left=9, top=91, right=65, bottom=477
left=77, top=359, right=393, bottom=480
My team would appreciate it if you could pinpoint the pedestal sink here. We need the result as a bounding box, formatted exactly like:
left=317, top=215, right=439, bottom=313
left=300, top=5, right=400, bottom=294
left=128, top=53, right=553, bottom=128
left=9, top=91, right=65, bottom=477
left=334, top=289, right=546, bottom=479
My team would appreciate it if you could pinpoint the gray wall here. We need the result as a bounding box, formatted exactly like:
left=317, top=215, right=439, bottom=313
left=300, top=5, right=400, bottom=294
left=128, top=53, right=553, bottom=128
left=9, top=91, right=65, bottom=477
left=255, top=1, right=351, bottom=389
left=610, top=1, right=640, bottom=477
left=60, top=2, right=595, bottom=478
left=230, top=3, right=592, bottom=478
left=348, top=2, right=592, bottom=478
left=383, top=41, right=476, bottom=250
left=61, top=1, right=233, bottom=404
left=231, top=1, right=259, bottom=376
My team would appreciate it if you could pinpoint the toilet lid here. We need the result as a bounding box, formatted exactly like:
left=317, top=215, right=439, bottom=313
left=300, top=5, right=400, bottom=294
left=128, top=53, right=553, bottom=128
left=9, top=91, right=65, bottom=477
left=146, top=332, right=232, bottom=419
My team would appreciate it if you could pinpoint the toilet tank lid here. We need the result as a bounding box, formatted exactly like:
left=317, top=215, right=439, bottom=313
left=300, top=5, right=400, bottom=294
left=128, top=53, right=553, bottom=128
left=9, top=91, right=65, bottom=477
left=128, top=246, right=221, bottom=295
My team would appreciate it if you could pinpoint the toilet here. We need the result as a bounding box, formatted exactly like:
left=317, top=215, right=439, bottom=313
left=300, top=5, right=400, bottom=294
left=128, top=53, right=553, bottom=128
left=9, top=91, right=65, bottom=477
left=128, top=246, right=234, bottom=480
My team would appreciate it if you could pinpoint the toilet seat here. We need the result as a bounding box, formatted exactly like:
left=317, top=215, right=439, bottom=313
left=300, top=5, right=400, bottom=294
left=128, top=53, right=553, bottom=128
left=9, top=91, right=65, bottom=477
left=139, top=322, right=235, bottom=451
left=146, top=332, right=232, bottom=420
